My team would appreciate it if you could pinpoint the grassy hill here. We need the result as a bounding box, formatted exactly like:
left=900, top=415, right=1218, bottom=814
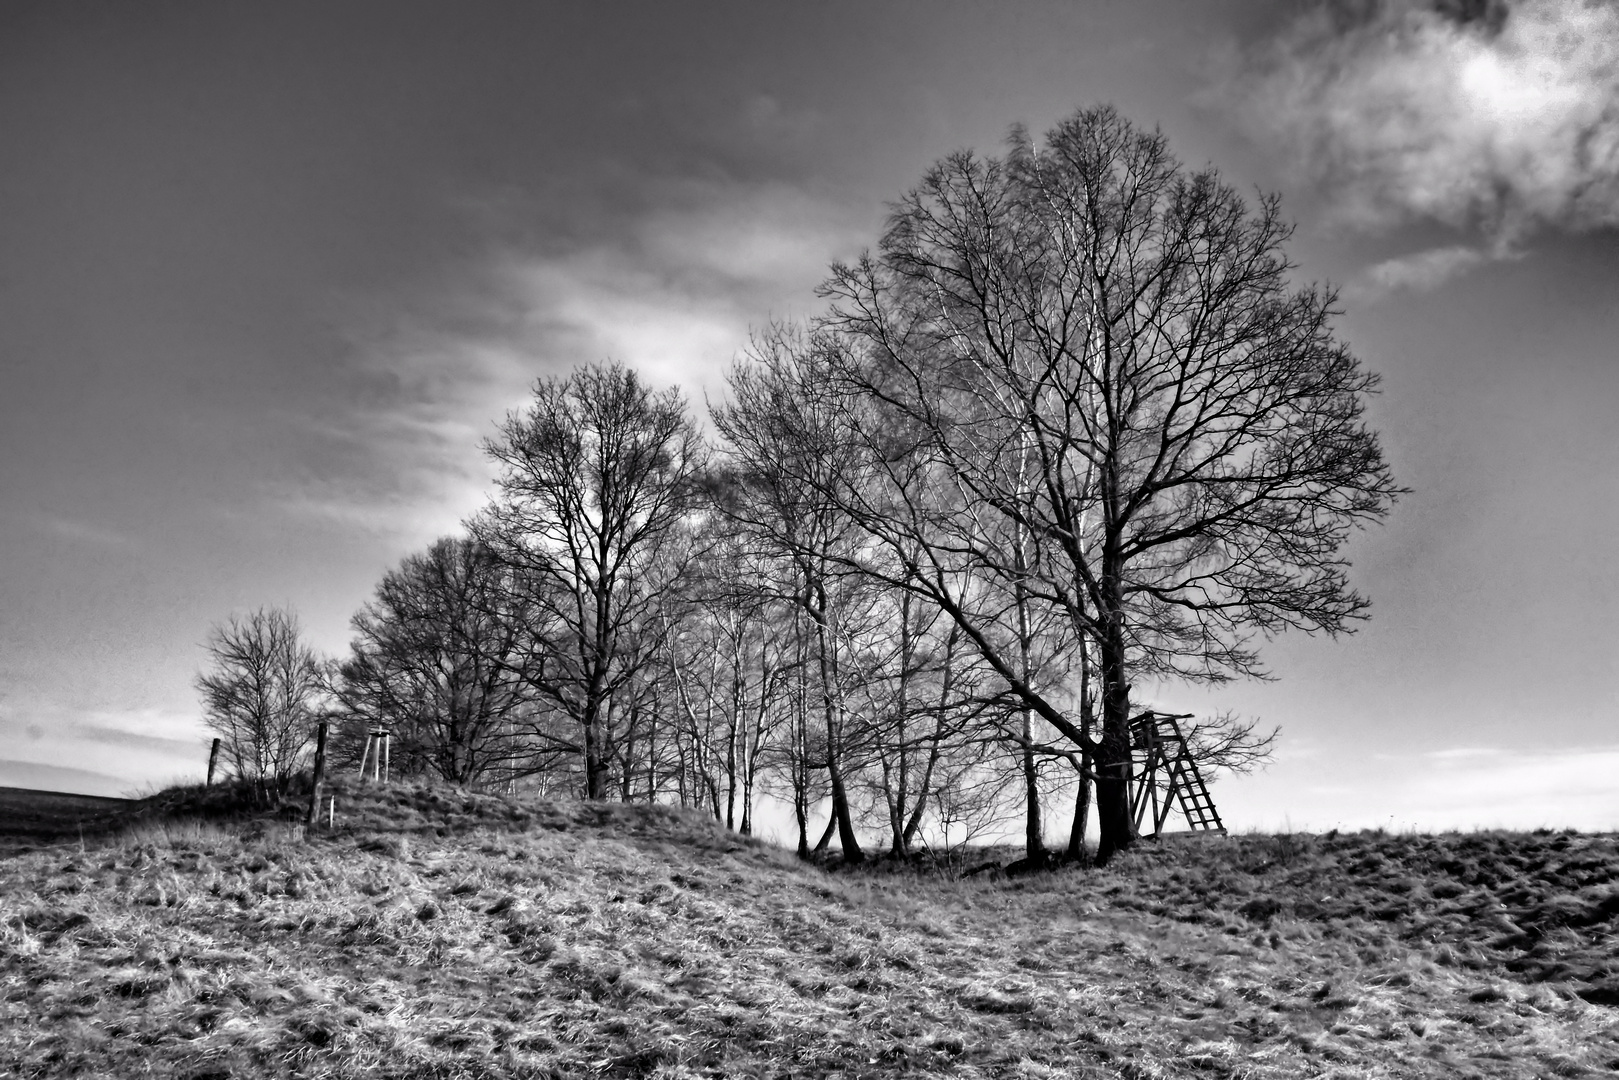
left=0, top=786, right=135, bottom=850
left=2, top=778, right=1616, bottom=1079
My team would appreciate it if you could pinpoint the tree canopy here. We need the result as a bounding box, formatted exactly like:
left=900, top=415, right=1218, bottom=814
left=814, top=106, right=1401, bottom=861
left=206, top=106, right=1399, bottom=867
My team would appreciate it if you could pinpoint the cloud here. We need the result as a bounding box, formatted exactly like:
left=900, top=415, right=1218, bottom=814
left=266, top=342, right=519, bottom=544
left=32, top=513, right=131, bottom=547
left=73, top=723, right=204, bottom=755
left=1348, top=242, right=1496, bottom=300
left=493, top=193, right=855, bottom=401
left=362, top=178, right=860, bottom=433
left=1225, top=0, right=1619, bottom=292
left=264, top=175, right=864, bottom=552
left=0, top=703, right=209, bottom=797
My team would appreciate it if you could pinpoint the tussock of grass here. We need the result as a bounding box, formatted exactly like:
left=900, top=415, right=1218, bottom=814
left=2, top=780, right=1617, bottom=1078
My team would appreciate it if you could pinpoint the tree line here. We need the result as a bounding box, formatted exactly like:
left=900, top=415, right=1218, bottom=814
left=196, top=108, right=1400, bottom=866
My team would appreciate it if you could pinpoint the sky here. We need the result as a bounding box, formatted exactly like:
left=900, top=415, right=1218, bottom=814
left=2, top=0, right=1616, bottom=836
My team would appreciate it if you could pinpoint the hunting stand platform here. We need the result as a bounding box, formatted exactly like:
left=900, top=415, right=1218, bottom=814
left=1129, top=711, right=1225, bottom=837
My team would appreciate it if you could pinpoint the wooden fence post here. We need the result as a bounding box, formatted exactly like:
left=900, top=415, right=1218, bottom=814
left=306, top=721, right=328, bottom=828
left=206, top=738, right=221, bottom=787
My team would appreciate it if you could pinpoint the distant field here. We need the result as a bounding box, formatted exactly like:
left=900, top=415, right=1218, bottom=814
left=1, top=778, right=1616, bottom=1078
left=0, top=787, right=136, bottom=846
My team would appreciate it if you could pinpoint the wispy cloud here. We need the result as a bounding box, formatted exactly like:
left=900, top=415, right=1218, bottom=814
left=269, top=177, right=864, bottom=550
left=487, top=179, right=864, bottom=400
left=1349, top=242, right=1506, bottom=301
left=73, top=722, right=204, bottom=755
left=1222, top=0, right=1619, bottom=295
left=259, top=175, right=861, bottom=557
left=32, top=512, right=131, bottom=547
left=62, top=705, right=204, bottom=747
left=0, top=703, right=208, bottom=796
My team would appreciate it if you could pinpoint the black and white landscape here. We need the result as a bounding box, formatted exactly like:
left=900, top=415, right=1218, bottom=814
left=2, top=3, right=1617, bottom=1076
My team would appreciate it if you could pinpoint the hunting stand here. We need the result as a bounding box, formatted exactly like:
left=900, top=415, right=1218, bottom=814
left=1129, top=711, right=1225, bottom=837
left=357, top=729, right=392, bottom=785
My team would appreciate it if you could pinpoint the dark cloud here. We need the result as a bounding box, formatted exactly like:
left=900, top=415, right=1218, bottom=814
left=1432, top=0, right=1512, bottom=34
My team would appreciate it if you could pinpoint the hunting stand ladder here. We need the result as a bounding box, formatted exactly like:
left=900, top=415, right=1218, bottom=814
left=1129, top=711, right=1226, bottom=837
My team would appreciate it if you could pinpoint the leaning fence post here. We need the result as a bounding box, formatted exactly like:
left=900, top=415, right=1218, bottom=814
left=306, top=721, right=328, bottom=828
left=206, top=737, right=221, bottom=787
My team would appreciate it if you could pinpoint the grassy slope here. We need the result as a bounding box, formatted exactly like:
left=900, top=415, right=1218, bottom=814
left=0, top=787, right=135, bottom=849
left=1, top=779, right=1616, bottom=1079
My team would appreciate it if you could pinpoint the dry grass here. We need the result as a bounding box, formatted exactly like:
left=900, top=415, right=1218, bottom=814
left=2, top=779, right=1616, bottom=1078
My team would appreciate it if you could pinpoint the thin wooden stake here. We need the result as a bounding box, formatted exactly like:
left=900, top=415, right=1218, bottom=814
left=206, top=737, right=221, bottom=787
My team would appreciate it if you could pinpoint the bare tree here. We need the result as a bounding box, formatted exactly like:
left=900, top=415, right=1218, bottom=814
left=817, top=105, right=1402, bottom=864
left=754, top=596, right=832, bottom=859
left=927, top=755, right=1019, bottom=866
left=477, top=360, right=705, bottom=801
left=337, top=536, right=538, bottom=787
left=196, top=606, right=326, bottom=798
left=712, top=332, right=885, bottom=862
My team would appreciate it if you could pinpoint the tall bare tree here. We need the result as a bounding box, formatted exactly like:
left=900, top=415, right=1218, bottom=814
left=818, top=106, right=1402, bottom=864
left=196, top=606, right=326, bottom=797
left=712, top=331, right=883, bottom=862
left=478, top=360, right=705, bottom=800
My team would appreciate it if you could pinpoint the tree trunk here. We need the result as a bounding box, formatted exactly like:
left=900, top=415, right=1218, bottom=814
left=1021, top=709, right=1046, bottom=865
left=617, top=699, right=637, bottom=802
left=1068, top=757, right=1092, bottom=863
left=890, top=593, right=913, bottom=857
left=882, top=753, right=907, bottom=856
left=1012, top=514, right=1045, bottom=865
left=305, top=722, right=328, bottom=829
left=705, top=773, right=723, bottom=823
left=903, top=626, right=957, bottom=848
left=1093, top=606, right=1135, bottom=866
left=793, top=625, right=812, bottom=859
left=727, top=715, right=743, bottom=831
left=1067, top=651, right=1095, bottom=863
left=583, top=706, right=608, bottom=801
left=828, top=760, right=864, bottom=863
left=808, top=577, right=863, bottom=863
left=812, top=807, right=837, bottom=853
left=1023, top=744, right=1049, bottom=861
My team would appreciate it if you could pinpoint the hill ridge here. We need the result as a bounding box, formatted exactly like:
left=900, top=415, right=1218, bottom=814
left=2, top=777, right=1616, bottom=1078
